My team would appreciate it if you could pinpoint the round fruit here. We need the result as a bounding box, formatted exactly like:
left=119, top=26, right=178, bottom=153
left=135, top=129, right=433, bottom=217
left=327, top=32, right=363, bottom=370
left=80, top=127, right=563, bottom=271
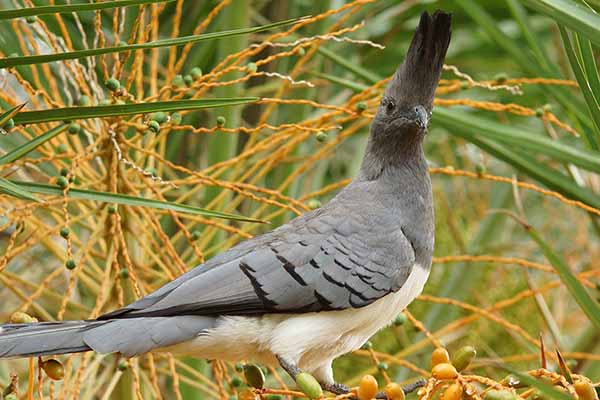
left=105, top=78, right=121, bottom=91
left=315, top=131, right=327, bottom=142
left=68, top=122, right=81, bottom=135
left=65, top=259, right=76, bottom=270
left=9, top=312, right=37, bottom=324
left=574, top=380, right=598, bottom=400
left=307, top=199, right=321, bottom=209
left=452, top=346, right=476, bottom=372
left=151, top=112, right=168, bottom=124
left=42, top=359, right=65, bottom=380
left=394, top=313, right=407, bottom=326
left=56, top=176, right=69, bottom=188
left=385, top=382, right=405, bottom=400
left=431, top=363, right=458, bottom=380
left=216, top=116, right=226, bottom=126
left=356, top=102, right=367, bottom=112
left=431, top=347, right=450, bottom=368
left=60, top=227, right=70, bottom=238
left=243, top=364, right=265, bottom=389
left=442, top=383, right=463, bottom=400
left=170, top=112, right=182, bottom=125
left=190, top=67, right=202, bottom=80
left=296, top=372, right=323, bottom=399
left=358, top=374, right=378, bottom=400
left=148, top=120, right=160, bottom=133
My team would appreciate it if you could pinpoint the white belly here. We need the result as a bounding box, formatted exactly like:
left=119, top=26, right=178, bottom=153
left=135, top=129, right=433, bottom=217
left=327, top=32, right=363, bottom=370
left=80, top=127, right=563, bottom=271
left=162, top=264, right=430, bottom=377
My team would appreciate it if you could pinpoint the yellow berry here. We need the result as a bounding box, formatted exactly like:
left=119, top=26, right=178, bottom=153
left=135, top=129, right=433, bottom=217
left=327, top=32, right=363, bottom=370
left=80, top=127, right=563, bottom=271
left=42, top=359, right=65, bottom=381
left=358, top=374, right=378, bottom=400
left=442, top=383, right=463, bottom=400
left=9, top=311, right=37, bottom=324
left=385, top=382, right=405, bottom=400
left=574, top=380, right=598, bottom=400
left=431, top=363, right=458, bottom=380
left=431, top=347, right=450, bottom=368
left=238, top=389, right=257, bottom=400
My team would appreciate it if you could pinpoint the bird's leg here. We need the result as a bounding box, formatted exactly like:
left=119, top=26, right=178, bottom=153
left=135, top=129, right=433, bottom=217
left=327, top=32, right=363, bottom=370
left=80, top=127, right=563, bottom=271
left=276, top=356, right=351, bottom=395
left=276, top=355, right=301, bottom=380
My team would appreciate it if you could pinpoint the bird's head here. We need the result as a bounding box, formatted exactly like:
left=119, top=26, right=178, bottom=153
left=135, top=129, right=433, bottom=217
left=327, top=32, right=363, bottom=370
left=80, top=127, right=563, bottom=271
left=371, top=11, right=451, bottom=143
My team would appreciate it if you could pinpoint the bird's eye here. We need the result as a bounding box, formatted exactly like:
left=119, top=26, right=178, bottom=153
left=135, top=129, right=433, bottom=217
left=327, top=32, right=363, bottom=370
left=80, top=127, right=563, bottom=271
left=386, top=100, right=395, bottom=113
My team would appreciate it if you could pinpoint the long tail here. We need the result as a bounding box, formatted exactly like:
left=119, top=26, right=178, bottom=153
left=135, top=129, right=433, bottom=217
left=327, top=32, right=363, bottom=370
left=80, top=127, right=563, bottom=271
left=0, top=316, right=215, bottom=358
left=385, top=10, right=452, bottom=111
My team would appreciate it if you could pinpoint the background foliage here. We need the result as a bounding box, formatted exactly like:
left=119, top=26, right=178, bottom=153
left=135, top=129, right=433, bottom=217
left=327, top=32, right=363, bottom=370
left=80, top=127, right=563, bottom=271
left=0, top=0, right=598, bottom=399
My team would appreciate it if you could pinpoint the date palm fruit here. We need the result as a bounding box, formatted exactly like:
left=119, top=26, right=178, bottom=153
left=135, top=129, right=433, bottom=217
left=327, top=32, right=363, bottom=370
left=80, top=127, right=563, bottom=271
left=42, top=359, right=65, bottom=381
left=385, top=382, right=405, bottom=400
left=358, top=374, right=378, bottom=400
left=452, top=346, right=476, bottom=372
left=242, top=363, right=265, bottom=389
left=442, top=383, right=463, bottom=400
left=431, top=347, right=450, bottom=368
left=295, top=372, right=323, bottom=399
left=432, top=363, right=458, bottom=380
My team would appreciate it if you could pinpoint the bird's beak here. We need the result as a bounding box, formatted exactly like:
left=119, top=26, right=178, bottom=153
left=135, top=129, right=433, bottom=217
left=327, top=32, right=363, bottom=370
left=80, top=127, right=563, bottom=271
left=414, top=105, right=430, bottom=130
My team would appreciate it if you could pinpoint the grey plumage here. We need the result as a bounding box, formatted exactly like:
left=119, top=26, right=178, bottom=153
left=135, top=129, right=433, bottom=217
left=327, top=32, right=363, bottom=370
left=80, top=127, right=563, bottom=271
left=0, top=10, right=451, bottom=368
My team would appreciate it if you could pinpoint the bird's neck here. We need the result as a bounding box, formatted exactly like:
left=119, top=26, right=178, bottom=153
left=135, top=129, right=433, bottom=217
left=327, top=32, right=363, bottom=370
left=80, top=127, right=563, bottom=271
left=357, top=128, right=427, bottom=184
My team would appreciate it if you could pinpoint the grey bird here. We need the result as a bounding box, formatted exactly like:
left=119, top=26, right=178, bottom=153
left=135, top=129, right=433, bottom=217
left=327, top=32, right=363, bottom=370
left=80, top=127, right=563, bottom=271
left=0, top=10, right=451, bottom=396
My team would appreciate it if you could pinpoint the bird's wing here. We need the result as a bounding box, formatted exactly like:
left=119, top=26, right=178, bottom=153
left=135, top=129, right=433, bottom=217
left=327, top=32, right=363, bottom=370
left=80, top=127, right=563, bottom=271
left=100, top=202, right=415, bottom=319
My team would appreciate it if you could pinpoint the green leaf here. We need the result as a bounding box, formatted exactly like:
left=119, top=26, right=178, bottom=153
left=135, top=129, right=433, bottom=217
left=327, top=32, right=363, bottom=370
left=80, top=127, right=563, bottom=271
left=521, top=0, right=600, bottom=47
left=558, top=27, right=600, bottom=148
left=0, top=103, right=26, bottom=127
left=9, top=180, right=265, bottom=223
left=434, top=107, right=600, bottom=174
left=12, top=98, right=257, bottom=124
left=434, top=110, right=600, bottom=210
left=0, top=0, right=174, bottom=20
left=526, top=226, right=600, bottom=329
left=0, top=17, right=302, bottom=68
left=0, top=177, right=39, bottom=202
left=0, top=124, right=67, bottom=165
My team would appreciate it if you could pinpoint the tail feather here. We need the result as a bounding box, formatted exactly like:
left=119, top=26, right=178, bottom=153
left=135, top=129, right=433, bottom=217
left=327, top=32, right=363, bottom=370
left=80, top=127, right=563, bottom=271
left=385, top=10, right=452, bottom=110
left=0, top=316, right=216, bottom=359
left=0, top=321, right=97, bottom=358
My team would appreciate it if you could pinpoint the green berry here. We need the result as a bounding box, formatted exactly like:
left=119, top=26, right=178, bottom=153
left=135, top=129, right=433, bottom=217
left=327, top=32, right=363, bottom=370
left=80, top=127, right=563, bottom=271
left=59, top=227, right=70, bottom=238
left=65, top=259, right=76, bottom=270
left=475, top=163, right=487, bottom=175
left=246, top=62, right=258, bottom=73
left=356, top=102, right=367, bottom=112
left=105, top=78, right=121, bottom=91
left=315, top=131, right=327, bottom=142
left=535, top=108, right=544, bottom=117
left=59, top=168, right=69, bottom=177
left=452, top=345, right=477, bottom=372
left=170, top=112, right=182, bottom=125
left=118, top=360, right=128, bottom=371
left=361, top=341, right=373, bottom=350
left=119, top=268, right=129, bottom=279
left=307, top=199, right=321, bottom=209
left=297, top=47, right=306, bottom=56
left=191, top=230, right=201, bottom=240
left=184, top=74, right=193, bottom=86
left=460, top=81, right=470, bottom=90
left=235, top=362, right=244, bottom=373
left=295, top=372, right=322, bottom=399
left=151, top=112, right=168, bottom=124
left=216, top=116, right=226, bottom=126
left=230, top=376, right=243, bottom=387
left=494, top=73, right=508, bottom=83
left=68, top=122, right=81, bottom=135
left=4, top=118, right=15, bottom=130
left=79, top=95, right=91, bottom=106
left=98, top=99, right=112, bottom=106
left=55, top=143, right=68, bottom=154
left=190, top=67, right=203, bottom=80
left=243, top=364, right=265, bottom=389
left=73, top=176, right=81, bottom=185
left=107, top=205, right=117, bottom=214
left=172, top=75, right=185, bottom=88
left=25, top=16, right=37, bottom=23
left=56, top=176, right=69, bottom=188
left=393, top=313, right=407, bottom=326
left=377, top=361, right=388, bottom=371
left=543, top=104, right=552, bottom=113
left=148, top=120, right=160, bottom=133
